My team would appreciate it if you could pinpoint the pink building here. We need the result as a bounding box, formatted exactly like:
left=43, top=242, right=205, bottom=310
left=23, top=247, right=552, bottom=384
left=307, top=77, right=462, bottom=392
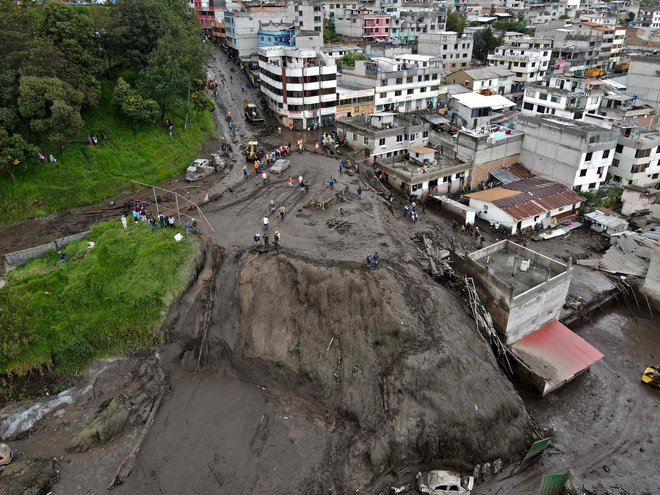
left=362, top=14, right=391, bottom=39
left=334, top=11, right=391, bottom=40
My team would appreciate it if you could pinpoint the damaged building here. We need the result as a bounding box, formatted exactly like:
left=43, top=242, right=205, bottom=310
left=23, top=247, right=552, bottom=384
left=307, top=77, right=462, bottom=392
left=459, top=240, right=604, bottom=395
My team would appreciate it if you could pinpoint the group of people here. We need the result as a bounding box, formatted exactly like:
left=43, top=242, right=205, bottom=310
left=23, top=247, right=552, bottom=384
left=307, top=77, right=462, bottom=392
left=206, top=79, right=220, bottom=99
left=366, top=252, right=380, bottom=268
left=253, top=231, right=281, bottom=249
left=39, top=151, right=57, bottom=163
left=403, top=201, right=418, bottom=222
left=121, top=200, right=182, bottom=232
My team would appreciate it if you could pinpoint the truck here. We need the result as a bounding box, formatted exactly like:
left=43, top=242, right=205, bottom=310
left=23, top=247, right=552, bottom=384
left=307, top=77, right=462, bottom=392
left=244, top=100, right=264, bottom=123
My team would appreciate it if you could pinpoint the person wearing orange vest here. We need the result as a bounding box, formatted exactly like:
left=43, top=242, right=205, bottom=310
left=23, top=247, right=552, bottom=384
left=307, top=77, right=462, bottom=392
left=254, top=161, right=259, bottom=175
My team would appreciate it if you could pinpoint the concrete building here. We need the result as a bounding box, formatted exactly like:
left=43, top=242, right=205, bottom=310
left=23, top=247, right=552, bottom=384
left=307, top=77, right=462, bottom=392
left=621, top=185, right=660, bottom=216
left=189, top=0, right=216, bottom=30
left=258, top=46, right=337, bottom=129
left=336, top=112, right=430, bottom=161
left=535, top=20, right=604, bottom=75
left=574, top=22, right=626, bottom=68
left=454, top=125, right=525, bottom=188
left=464, top=178, right=585, bottom=234
left=417, top=31, right=474, bottom=70
left=320, top=44, right=363, bottom=59
left=521, top=76, right=604, bottom=120
left=526, top=0, right=580, bottom=25
left=335, top=86, right=375, bottom=119
left=224, top=0, right=322, bottom=59
left=322, top=0, right=360, bottom=19
left=338, top=54, right=443, bottom=113
left=639, top=9, right=660, bottom=29
left=334, top=11, right=392, bottom=39
left=609, top=125, right=660, bottom=188
left=389, top=10, right=448, bottom=43
left=448, top=92, right=517, bottom=129
left=487, top=38, right=553, bottom=92
left=258, top=21, right=295, bottom=47
left=461, top=240, right=574, bottom=344
left=444, top=67, right=515, bottom=95
left=588, top=92, right=657, bottom=126
left=626, top=56, right=660, bottom=113
left=517, top=115, right=619, bottom=192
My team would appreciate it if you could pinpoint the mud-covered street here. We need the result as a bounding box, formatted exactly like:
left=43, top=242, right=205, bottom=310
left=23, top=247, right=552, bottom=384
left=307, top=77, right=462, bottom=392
left=1, top=46, right=659, bottom=495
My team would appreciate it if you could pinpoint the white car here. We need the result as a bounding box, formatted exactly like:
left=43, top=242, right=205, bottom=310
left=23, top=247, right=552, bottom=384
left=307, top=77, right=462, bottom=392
left=270, top=159, right=290, bottom=174
left=416, top=470, right=474, bottom=494
left=185, top=159, right=214, bottom=182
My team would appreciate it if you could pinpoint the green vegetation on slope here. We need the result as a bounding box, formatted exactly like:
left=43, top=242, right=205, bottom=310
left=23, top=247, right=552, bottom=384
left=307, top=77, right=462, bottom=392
left=0, top=220, right=202, bottom=375
left=0, top=79, right=215, bottom=224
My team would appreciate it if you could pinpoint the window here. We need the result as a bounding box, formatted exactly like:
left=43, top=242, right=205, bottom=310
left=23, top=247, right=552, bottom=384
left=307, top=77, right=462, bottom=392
left=396, top=77, right=403, bottom=84
left=523, top=102, right=534, bottom=110
left=379, top=138, right=386, bottom=146
left=615, top=144, right=624, bottom=153
left=363, top=137, right=369, bottom=145
left=585, top=152, right=593, bottom=162
left=353, top=133, right=357, bottom=141
left=611, top=159, right=619, bottom=167
left=380, top=92, right=387, bottom=98
left=410, top=133, right=416, bottom=141
left=396, top=134, right=404, bottom=142
left=636, top=148, right=652, bottom=158
left=406, top=76, right=413, bottom=83
left=579, top=169, right=587, bottom=177
left=603, top=149, right=610, bottom=159
left=423, top=130, right=429, bottom=138
left=407, top=89, right=414, bottom=95
left=395, top=90, right=402, bottom=96
left=588, top=182, right=597, bottom=189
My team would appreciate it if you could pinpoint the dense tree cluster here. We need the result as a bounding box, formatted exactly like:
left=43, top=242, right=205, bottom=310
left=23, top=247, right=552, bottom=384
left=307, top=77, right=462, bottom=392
left=0, top=0, right=210, bottom=175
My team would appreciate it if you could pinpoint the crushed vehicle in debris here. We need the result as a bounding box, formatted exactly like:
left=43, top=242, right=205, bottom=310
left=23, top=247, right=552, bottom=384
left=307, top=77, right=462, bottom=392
left=185, top=156, right=224, bottom=182
left=416, top=470, right=474, bottom=495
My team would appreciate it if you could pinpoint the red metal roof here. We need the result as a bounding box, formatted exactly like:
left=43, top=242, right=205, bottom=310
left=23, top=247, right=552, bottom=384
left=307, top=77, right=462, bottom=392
left=502, top=200, right=546, bottom=220
left=510, top=320, right=604, bottom=395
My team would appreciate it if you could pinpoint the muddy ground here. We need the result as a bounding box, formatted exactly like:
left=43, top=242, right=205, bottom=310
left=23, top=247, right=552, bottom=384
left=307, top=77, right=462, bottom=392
left=1, top=46, right=659, bottom=495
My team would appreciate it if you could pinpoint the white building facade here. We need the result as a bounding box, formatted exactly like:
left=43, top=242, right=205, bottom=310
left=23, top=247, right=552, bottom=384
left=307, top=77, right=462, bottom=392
left=258, top=46, right=337, bottom=130
left=487, top=38, right=553, bottom=92
left=609, top=126, right=660, bottom=188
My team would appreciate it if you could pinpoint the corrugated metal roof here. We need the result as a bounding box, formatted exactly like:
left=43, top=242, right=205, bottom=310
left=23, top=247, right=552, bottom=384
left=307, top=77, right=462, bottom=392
left=506, top=163, right=532, bottom=179
left=510, top=320, right=604, bottom=395
left=502, top=200, right=546, bottom=220
left=490, top=168, right=521, bottom=185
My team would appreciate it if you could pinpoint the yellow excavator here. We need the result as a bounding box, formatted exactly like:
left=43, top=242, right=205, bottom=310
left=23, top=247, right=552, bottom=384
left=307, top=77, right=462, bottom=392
left=244, top=100, right=264, bottom=123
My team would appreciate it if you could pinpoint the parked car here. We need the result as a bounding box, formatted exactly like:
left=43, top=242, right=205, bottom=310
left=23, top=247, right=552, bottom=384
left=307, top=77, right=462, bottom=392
left=270, top=159, right=290, bottom=174
left=416, top=470, right=474, bottom=495
left=642, top=365, right=660, bottom=389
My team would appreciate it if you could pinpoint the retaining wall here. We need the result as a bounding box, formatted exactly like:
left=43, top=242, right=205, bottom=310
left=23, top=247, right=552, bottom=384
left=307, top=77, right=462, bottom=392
left=3, top=231, right=90, bottom=272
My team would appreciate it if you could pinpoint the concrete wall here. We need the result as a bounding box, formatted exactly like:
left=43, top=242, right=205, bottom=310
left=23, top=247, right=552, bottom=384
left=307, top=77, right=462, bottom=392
left=626, top=56, right=660, bottom=113
left=456, top=131, right=523, bottom=188
left=643, top=248, right=660, bottom=309
left=3, top=231, right=90, bottom=272
left=458, top=241, right=572, bottom=343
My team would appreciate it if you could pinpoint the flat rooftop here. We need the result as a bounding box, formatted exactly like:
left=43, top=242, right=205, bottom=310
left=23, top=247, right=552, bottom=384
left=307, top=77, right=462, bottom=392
left=379, top=154, right=470, bottom=184
left=468, top=240, right=569, bottom=297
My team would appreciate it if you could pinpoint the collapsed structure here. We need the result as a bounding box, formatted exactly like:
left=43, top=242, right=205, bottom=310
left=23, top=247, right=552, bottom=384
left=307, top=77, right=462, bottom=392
left=458, top=240, right=604, bottom=395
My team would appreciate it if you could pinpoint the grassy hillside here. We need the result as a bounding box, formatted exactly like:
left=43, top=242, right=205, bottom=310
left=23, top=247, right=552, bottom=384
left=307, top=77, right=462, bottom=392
left=0, top=220, right=202, bottom=375
left=0, top=78, right=215, bottom=225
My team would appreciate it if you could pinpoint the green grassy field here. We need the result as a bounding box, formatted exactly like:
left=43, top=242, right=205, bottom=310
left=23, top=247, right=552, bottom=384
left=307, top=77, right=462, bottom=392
left=0, top=78, right=215, bottom=225
left=0, top=220, right=202, bottom=375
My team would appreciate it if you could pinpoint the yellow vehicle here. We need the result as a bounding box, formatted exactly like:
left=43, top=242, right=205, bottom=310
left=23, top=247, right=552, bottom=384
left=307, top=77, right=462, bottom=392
left=585, top=68, right=605, bottom=77
left=641, top=366, right=660, bottom=389
left=245, top=139, right=260, bottom=162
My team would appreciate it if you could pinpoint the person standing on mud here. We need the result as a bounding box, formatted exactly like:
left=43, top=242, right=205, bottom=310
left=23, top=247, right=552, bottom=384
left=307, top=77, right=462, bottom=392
left=263, top=216, right=269, bottom=231
left=274, top=231, right=281, bottom=247
left=278, top=204, right=286, bottom=219
left=357, top=185, right=362, bottom=200
left=254, top=233, right=261, bottom=247
left=263, top=233, right=269, bottom=248
left=262, top=171, right=268, bottom=185
left=243, top=165, right=248, bottom=179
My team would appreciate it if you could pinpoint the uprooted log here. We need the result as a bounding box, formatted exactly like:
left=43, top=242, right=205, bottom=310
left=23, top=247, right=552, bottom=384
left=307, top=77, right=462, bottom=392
left=412, top=233, right=453, bottom=281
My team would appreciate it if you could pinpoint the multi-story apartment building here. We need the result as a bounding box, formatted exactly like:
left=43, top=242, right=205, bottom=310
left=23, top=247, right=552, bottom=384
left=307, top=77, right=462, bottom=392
left=579, top=12, right=618, bottom=26
left=487, top=38, right=553, bottom=92
left=335, top=86, right=375, bottom=119
left=526, top=0, right=580, bottom=25
left=336, top=112, right=431, bottom=163
left=626, top=56, right=660, bottom=114
left=575, top=22, right=626, bottom=68
left=258, top=21, right=295, bottom=48
left=224, top=0, right=322, bottom=59
left=188, top=0, right=216, bottom=31
left=416, top=31, right=473, bottom=70
left=536, top=20, right=604, bottom=75
left=518, top=114, right=619, bottom=192
left=389, top=10, right=447, bottom=42
left=522, top=76, right=604, bottom=120
left=334, top=11, right=392, bottom=39
left=338, top=54, right=443, bottom=112
left=258, top=46, right=337, bottom=129
left=639, top=9, right=660, bottom=29
left=609, top=124, right=660, bottom=188
left=444, top=67, right=514, bottom=95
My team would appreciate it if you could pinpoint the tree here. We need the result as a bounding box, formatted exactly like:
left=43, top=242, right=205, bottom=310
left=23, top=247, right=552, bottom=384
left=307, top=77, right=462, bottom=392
left=18, top=76, right=84, bottom=147
left=111, top=0, right=167, bottom=67
left=446, top=10, right=467, bottom=34
left=87, top=5, right=126, bottom=74
left=626, top=12, right=635, bottom=23
left=112, top=77, right=134, bottom=108
left=473, top=27, right=502, bottom=61
left=336, top=51, right=368, bottom=70
left=120, top=94, right=159, bottom=127
left=191, top=91, right=216, bottom=112
left=0, top=128, right=39, bottom=177
left=39, top=3, right=104, bottom=106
